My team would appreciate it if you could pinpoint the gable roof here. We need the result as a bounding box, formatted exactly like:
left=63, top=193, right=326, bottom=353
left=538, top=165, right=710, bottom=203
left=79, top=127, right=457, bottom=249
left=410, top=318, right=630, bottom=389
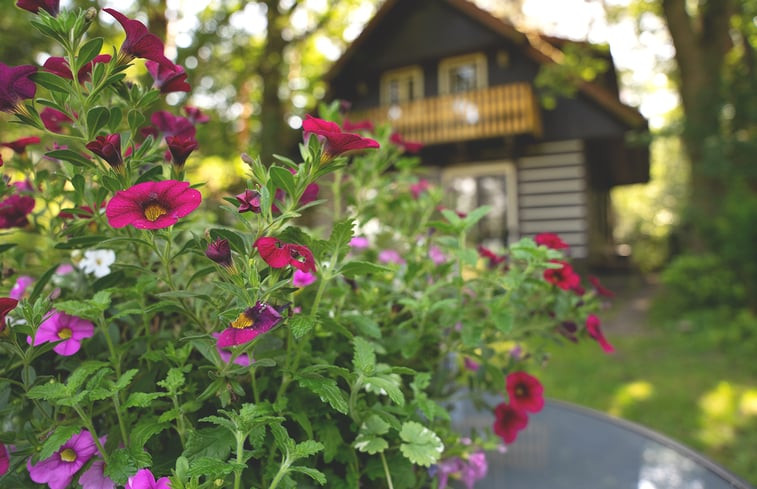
left=325, top=0, right=646, bottom=129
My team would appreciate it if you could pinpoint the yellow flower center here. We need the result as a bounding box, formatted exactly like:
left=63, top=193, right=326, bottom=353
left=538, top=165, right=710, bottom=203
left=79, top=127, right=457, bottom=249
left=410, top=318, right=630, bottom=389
left=231, top=312, right=254, bottom=329
left=60, top=448, right=77, bottom=462
left=58, top=328, right=73, bottom=340
left=144, top=203, right=168, bottom=222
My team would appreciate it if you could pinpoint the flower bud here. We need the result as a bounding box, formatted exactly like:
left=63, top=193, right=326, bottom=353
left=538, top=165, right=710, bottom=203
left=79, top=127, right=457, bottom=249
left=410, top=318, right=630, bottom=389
left=206, top=239, right=232, bottom=268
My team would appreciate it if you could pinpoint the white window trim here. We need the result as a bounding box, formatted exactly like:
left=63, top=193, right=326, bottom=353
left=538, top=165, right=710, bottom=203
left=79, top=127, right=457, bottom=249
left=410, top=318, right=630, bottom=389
left=380, top=65, right=424, bottom=106
left=440, top=161, right=519, bottom=244
left=438, top=52, right=488, bottom=95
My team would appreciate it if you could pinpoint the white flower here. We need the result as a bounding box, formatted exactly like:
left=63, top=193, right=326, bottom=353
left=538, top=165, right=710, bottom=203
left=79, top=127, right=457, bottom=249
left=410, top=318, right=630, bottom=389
left=78, top=249, right=116, bottom=278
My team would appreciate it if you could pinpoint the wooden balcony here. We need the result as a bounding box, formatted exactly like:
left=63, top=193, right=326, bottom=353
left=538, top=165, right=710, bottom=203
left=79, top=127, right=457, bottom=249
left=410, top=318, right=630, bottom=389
left=350, top=83, right=543, bottom=145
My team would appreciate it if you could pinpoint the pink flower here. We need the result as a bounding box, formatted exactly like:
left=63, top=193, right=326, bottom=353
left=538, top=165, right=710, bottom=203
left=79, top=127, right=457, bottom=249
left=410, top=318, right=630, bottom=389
left=78, top=459, right=115, bottom=489
left=390, top=131, right=423, bottom=154
left=409, top=179, right=430, bottom=199
left=543, top=260, right=580, bottom=291
left=492, top=402, right=528, bottom=444
left=0, top=62, right=36, bottom=113
left=105, top=180, right=202, bottom=230
left=10, top=275, right=34, bottom=300
left=586, top=314, right=615, bottom=353
left=86, top=134, right=123, bottom=171
left=254, top=237, right=316, bottom=273
left=0, top=442, right=9, bottom=476
left=535, top=232, right=569, bottom=250
left=165, top=135, right=198, bottom=169
left=104, top=8, right=173, bottom=67
left=463, top=357, right=480, bottom=372
left=27, top=430, right=98, bottom=489
left=378, top=249, right=405, bottom=265
left=342, top=118, right=374, bottom=132
left=211, top=332, right=251, bottom=366
left=1, top=136, right=41, bottom=153
left=349, top=236, right=370, bottom=250
left=433, top=457, right=464, bottom=489
left=429, top=245, right=446, bottom=265
left=29, top=310, right=94, bottom=356
left=145, top=60, right=190, bottom=93
left=16, top=0, right=59, bottom=15
left=506, top=371, right=544, bottom=413
left=292, top=270, right=316, bottom=287
left=125, top=468, right=171, bottom=489
left=460, top=451, right=488, bottom=489
left=302, top=114, right=379, bottom=160
left=1, top=297, right=18, bottom=334
left=0, top=194, right=35, bottom=229
left=40, top=107, right=73, bottom=133
left=216, top=302, right=285, bottom=347
left=184, top=106, right=209, bottom=124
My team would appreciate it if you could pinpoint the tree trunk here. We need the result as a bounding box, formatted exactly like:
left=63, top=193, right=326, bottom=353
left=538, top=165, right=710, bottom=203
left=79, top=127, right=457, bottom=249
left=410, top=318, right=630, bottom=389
left=257, top=0, right=289, bottom=164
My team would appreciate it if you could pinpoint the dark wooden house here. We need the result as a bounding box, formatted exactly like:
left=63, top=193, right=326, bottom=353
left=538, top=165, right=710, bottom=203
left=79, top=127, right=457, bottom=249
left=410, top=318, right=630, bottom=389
left=325, top=0, right=649, bottom=263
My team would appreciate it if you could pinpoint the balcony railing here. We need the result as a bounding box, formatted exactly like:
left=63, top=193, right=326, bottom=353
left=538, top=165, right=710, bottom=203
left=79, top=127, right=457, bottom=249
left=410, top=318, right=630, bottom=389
left=350, top=82, right=542, bottom=145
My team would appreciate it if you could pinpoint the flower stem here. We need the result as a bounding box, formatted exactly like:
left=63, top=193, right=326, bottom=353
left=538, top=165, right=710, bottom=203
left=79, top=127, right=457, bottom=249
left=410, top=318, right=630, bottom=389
left=233, top=430, right=245, bottom=489
left=379, top=452, right=395, bottom=489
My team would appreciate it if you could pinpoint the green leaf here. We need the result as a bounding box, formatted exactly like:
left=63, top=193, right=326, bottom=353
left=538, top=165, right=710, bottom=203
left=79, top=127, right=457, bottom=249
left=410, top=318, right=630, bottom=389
left=157, top=367, right=186, bottom=392
left=289, top=314, right=316, bottom=339
left=131, top=417, right=170, bottom=447
left=292, top=440, right=324, bottom=459
left=462, top=205, right=492, bottom=230
left=353, top=337, right=376, bottom=376
left=55, top=235, right=107, bottom=249
left=182, top=426, right=235, bottom=460
left=113, top=369, right=138, bottom=391
left=398, top=421, right=444, bottom=467
left=108, top=106, right=123, bottom=133
left=353, top=415, right=390, bottom=455
left=289, top=466, right=327, bottom=485
left=364, top=375, right=405, bottom=406
left=127, top=109, right=146, bottom=133
left=30, top=71, right=71, bottom=93
left=347, top=315, right=381, bottom=339
left=209, top=228, right=247, bottom=254
left=105, top=447, right=150, bottom=485
left=47, top=149, right=95, bottom=167
left=198, top=415, right=236, bottom=433
left=26, top=381, right=67, bottom=401
left=77, top=37, right=104, bottom=67
left=124, top=392, right=162, bottom=408
left=28, top=263, right=59, bottom=303
left=86, top=106, right=110, bottom=137
left=38, top=424, right=82, bottom=460
left=269, top=165, right=297, bottom=198
left=329, top=218, right=354, bottom=251
left=186, top=457, right=236, bottom=478
left=0, top=243, right=16, bottom=254
left=296, top=375, right=349, bottom=414
left=340, top=261, right=391, bottom=278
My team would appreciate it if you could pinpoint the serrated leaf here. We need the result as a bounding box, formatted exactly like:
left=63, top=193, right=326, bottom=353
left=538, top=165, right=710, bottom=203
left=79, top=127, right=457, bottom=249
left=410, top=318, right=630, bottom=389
left=292, top=440, right=324, bottom=459
left=353, top=337, right=376, bottom=375
left=361, top=415, right=390, bottom=436
left=289, top=314, right=316, bottom=339
left=130, top=417, right=170, bottom=447
left=38, top=424, right=82, bottom=460
left=158, top=408, right=180, bottom=423
left=182, top=426, right=234, bottom=460
left=329, top=218, right=354, bottom=250
left=157, top=367, right=185, bottom=392
left=124, top=392, right=162, bottom=408
left=364, top=375, right=405, bottom=406
left=105, top=447, right=150, bottom=485
left=296, top=375, right=349, bottom=414
left=26, top=382, right=67, bottom=401
left=270, top=422, right=294, bottom=453
left=398, top=421, right=444, bottom=467
left=199, top=415, right=236, bottom=433
left=289, top=466, right=327, bottom=485
left=462, top=205, right=492, bottom=230
left=353, top=434, right=388, bottom=455
left=340, top=261, right=390, bottom=278
left=186, top=457, right=236, bottom=478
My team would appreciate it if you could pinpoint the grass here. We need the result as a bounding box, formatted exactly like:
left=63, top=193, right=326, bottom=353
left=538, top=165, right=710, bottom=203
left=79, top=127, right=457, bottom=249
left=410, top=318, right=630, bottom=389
left=535, top=297, right=757, bottom=487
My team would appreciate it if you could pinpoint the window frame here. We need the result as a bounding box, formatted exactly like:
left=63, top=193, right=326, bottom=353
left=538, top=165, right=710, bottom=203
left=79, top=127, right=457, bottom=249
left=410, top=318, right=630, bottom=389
left=438, top=52, right=488, bottom=95
left=379, top=65, right=424, bottom=106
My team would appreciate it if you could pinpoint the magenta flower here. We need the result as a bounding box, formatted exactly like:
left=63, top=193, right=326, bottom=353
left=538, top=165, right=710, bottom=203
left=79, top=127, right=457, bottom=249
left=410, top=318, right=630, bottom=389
left=165, top=135, right=198, bottom=169
left=506, top=371, right=544, bottom=413
left=236, top=189, right=262, bottom=214
left=589, top=275, right=615, bottom=298
left=429, top=245, right=446, bottom=265
left=586, top=314, right=615, bottom=354
left=390, top=131, right=423, bottom=154
left=477, top=245, right=507, bottom=270
left=29, top=310, right=94, bottom=356
left=78, top=459, right=115, bottom=489
left=86, top=134, right=123, bottom=171
left=378, top=249, right=405, bottom=265
left=0, top=194, right=35, bottom=229
left=205, top=238, right=232, bottom=268
left=463, top=357, right=480, bottom=372
left=125, top=468, right=171, bottom=489
left=217, top=302, right=285, bottom=347
left=10, top=275, right=34, bottom=300
left=1, top=297, right=19, bottom=334
left=146, top=60, right=191, bottom=94
left=27, top=430, right=98, bottom=489
left=535, top=232, right=569, bottom=250
left=105, top=180, right=202, bottom=230
left=302, top=114, right=379, bottom=160
left=0, top=62, right=37, bottom=113
left=40, top=107, right=73, bottom=133
left=292, top=269, right=316, bottom=288
left=43, top=55, right=111, bottom=84
left=492, top=402, right=528, bottom=444
left=409, top=179, right=430, bottom=199
left=433, top=457, right=464, bottom=489
left=342, top=118, right=375, bottom=132
left=1, top=136, right=41, bottom=153
left=460, top=451, right=488, bottom=489
left=254, top=237, right=316, bottom=273
left=349, top=236, right=370, bottom=250
left=543, top=260, right=580, bottom=291
left=16, top=0, right=59, bottom=16
left=184, top=106, right=209, bottom=124
left=104, top=8, right=172, bottom=67
left=150, top=110, right=196, bottom=138
left=0, top=442, right=8, bottom=475
left=211, top=332, right=251, bottom=366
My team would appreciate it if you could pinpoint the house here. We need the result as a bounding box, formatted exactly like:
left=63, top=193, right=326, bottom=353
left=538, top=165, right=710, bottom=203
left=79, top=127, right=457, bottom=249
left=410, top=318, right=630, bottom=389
left=324, top=0, right=650, bottom=264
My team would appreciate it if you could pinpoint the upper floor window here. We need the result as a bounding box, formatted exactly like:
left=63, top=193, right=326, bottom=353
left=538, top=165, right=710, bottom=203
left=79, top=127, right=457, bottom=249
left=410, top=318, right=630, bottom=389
left=438, top=53, right=488, bottom=95
left=380, top=66, right=423, bottom=106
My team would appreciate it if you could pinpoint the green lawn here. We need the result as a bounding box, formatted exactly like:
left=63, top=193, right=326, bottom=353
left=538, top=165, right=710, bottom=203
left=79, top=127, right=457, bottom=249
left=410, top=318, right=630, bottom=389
left=536, top=328, right=757, bottom=486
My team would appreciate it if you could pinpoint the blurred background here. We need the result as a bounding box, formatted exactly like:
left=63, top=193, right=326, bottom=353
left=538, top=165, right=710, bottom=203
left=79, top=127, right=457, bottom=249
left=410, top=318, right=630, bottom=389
left=1, top=0, right=755, bottom=484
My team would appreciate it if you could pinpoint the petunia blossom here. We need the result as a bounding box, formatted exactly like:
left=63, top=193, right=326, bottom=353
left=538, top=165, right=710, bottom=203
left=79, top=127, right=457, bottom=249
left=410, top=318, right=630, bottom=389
left=390, top=131, right=423, bottom=154
left=543, top=259, right=580, bottom=291
left=236, top=189, right=261, bottom=214
left=586, top=314, right=615, bottom=354
left=165, top=135, right=198, bottom=170
left=432, top=457, right=464, bottom=489
left=460, top=451, right=488, bottom=489
left=302, top=114, right=379, bottom=160
left=184, top=106, right=209, bottom=124
left=16, top=0, right=59, bottom=16
left=10, top=275, right=34, bottom=300
left=27, top=429, right=98, bottom=489
left=149, top=110, right=196, bottom=138
left=378, top=249, right=405, bottom=265
left=205, top=238, right=232, bottom=268
left=342, top=118, right=374, bottom=132
left=43, top=55, right=111, bottom=84
left=409, top=179, right=430, bottom=199
left=477, top=245, right=507, bottom=270
left=103, top=8, right=173, bottom=67
left=292, top=269, right=316, bottom=288
left=492, top=402, right=528, bottom=444
left=0, top=62, right=37, bottom=113
left=429, top=245, right=446, bottom=265
left=254, top=237, right=316, bottom=273
left=349, top=236, right=370, bottom=250
left=145, top=60, right=191, bottom=94
left=124, top=468, right=171, bottom=489
left=1, top=297, right=19, bottom=334
left=40, top=107, right=73, bottom=133
left=86, top=134, right=123, bottom=171
left=506, top=371, right=544, bottom=413
left=211, top=332, right=251, bottom=366
left=78, top=249, right=116, bottom=278
left=78, top=459, right=115, bottom=489
left=0, top=442, right=8, bottom=475
left=534, top=232, right=569, bottom=250
left=0, top=194, right=35, bottom=229
left=216, top=302, right=285, bottom=347
left=589, top=275, right=615, bottom=298
left=1, top=136, right=41, bottom=153
left=30, top=310, right=94, bottom=356
left=105, top=180, right=202, bottom=230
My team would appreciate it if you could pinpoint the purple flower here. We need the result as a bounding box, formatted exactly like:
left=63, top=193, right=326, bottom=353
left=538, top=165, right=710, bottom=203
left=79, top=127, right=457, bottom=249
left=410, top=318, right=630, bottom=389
left=16, top=0, right=59, bottom=16
left=432, top=457, right=464, bottom=489
left=429, top=245, right=446, bottom=265
left=292, top=270, right=316, bottom=288
left=125, top=468, right=171, bottom=489
left=43, top=55, right=111, bottom=84
left=103, top=8, right=172, bottom=67
left=0, top=194, right=35, bottom=229
left=105, top=180, right=202, bottom=230
left=40, top=107, right=73, bottom=133
left=235, top=189, right=262, bottom=214
left=378, top=249, right=405, bottom=265
left=27, top=430, right=98, bottom=489
left=460, top=451, right=488, bottom=489
left=0, top=442, right=9, bottom=476
left=217, top=302, right=285, bottom=347
left=205, top=238, right=232, bottom=268
left=0, top=62, right=36, bottom=113
left=184, top=106, right=209, bottom=124
left=79, top=459, right=115, bottom=489
left=165, top=135, right=198, bottom=169
left=211, top=333, right=251, bottom=366
left=146, top=60, right=191, bottom=94
left=86, top=134, right=123, bottom=171
left=29, top=310, right=94, bottom=356
left=150, top=111, right=196, bottom=138
left=10, top=275, right=34, bottom=300
left=463, top=357, right=480, bottom=372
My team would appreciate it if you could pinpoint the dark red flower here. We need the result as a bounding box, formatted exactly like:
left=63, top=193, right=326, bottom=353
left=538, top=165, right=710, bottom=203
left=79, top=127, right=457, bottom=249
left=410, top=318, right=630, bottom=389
left=534, top=232, right=569, bottom=250
left=302, top=114, right=379, bottom=160
left=390, top=131, right=423, bottom=154
left=86, top=133, right=123, bottom=171
left=589, top=275, right=615, bottom=298
left=184, top=106, right=209, bottom=124
left=40, top=107, right=72, bottom=133
left=0, top=441, right=8, bottom=475
left=206, top=238, right=232, bottom=268
left=165, top=135, right=198, bottom=169
left=586, top=314, right=615, bottom=353
left=216, top=302, right=285, bottom=347
left=543, top=260, right=580, bottom=291
left=0, top=194, right=35, bottom=229
left=1, top=297, right=19, bottom=334
left=506, top=371, right=544, bottom=413
left=342, top=118, right=374, bottom=132
left=477, top=245, right=507, bottom=270
left=0, top=62, right=36, bottom=113
left=104, top=8, right=173, bottom=67
left=16, top=0, right=59, bottom=16
left=43, top=54, right=111, bottom=84
left=150, top=110, right=196, bottom=138
left=272, top=168, right=319, bottom=213
left=236, top=189, right=262, bottom=214
left=254, top=237, right=316, bottom=273
left=146, top=60, right=191, bottom=94
left=492, top=402, right=528, bottom=444
left=1, top=136, right=40, bottom=154
left=287, top=243, right=316, bottom=273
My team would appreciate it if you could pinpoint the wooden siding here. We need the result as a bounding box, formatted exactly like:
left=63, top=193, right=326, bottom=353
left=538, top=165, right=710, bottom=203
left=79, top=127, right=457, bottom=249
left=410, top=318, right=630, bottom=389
left=517, top=141, right=588, bottom=258
left=349, top=83, right=542, bottom=145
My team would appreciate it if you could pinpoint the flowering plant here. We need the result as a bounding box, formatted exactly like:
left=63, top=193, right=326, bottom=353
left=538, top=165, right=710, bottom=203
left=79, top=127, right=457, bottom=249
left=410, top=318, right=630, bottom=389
left=0, top=4, right=614, bottom=489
